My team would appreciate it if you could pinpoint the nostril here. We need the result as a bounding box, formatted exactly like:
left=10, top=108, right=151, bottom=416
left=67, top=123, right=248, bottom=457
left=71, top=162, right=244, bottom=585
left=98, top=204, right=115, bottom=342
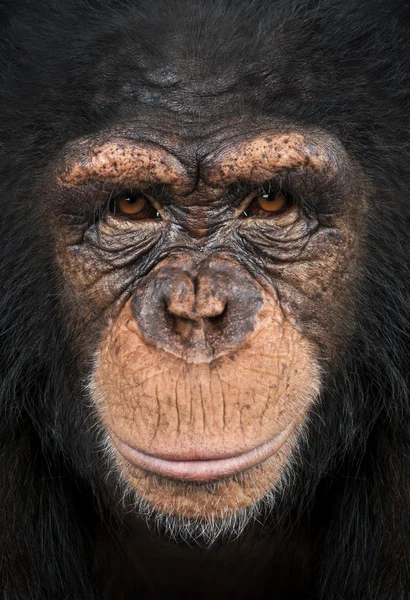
left=164, top=277, right=197, bottom=321
left=172, top=315, right=195, bottom=338
left=166, top=298, right=196, bottom=321
left=205, top=302, right=228, bottom=325
left=196, top=295, right=227, bottom=320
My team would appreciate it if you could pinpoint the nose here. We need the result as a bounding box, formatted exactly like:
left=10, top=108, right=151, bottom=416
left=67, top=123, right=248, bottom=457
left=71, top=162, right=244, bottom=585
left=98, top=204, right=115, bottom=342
left=131, top=257, right=263, bottom=362
left=164, top=266, right=229, bottom=343
left=166, top=270, right=227, bottom=322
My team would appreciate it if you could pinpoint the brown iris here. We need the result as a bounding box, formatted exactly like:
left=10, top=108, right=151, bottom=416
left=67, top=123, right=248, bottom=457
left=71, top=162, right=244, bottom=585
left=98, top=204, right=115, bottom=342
left=243, top=191, right=290, bottom=217
left=111, top=193, right=159, bottom=220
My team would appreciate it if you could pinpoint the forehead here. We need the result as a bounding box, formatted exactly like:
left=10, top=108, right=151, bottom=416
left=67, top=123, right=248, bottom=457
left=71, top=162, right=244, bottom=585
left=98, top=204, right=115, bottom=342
left=87, top=4, right=316, bottom=127
left=92, top=58, right=266, bottom=127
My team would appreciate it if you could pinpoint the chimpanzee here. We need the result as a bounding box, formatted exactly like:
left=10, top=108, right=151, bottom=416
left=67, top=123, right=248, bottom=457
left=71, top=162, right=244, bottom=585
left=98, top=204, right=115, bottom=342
left=0, top=0, right=409, bottom=598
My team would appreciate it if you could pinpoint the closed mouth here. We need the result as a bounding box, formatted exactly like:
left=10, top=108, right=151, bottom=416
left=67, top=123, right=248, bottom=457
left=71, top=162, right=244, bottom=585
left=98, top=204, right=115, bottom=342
left=110, top=421, right=296, bottom=482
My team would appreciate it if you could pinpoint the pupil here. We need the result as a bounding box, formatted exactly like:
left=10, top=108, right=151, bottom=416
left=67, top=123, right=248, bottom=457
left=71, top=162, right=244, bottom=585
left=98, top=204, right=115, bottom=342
left=127, top=196, right=137, bottom=204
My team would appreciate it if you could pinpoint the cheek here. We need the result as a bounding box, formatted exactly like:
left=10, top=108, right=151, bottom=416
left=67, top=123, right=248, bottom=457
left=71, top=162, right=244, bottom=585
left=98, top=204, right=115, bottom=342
left=90, top=297, right=320, bottom=518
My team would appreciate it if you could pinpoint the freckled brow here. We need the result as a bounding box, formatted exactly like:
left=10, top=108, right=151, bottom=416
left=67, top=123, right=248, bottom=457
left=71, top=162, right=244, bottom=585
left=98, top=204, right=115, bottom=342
left=203, top=133, right=340, bottom=186
left=56, top=132, right=341, bottom=196
left=57, top=139, right=192, bottom=193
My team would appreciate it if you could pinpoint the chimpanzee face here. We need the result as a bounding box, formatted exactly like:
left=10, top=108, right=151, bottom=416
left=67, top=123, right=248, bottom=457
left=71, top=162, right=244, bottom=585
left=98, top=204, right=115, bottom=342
left=47, top=83, right=365, bottom=526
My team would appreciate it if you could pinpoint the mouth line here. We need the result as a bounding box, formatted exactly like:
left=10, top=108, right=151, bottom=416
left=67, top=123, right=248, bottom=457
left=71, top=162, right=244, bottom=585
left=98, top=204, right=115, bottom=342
left=110, top=421, right=297, bottom=482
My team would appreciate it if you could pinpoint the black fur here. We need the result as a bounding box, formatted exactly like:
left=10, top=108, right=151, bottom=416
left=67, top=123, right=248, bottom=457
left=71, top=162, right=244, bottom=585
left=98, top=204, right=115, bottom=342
left=0, top=1, right=409, bottom=598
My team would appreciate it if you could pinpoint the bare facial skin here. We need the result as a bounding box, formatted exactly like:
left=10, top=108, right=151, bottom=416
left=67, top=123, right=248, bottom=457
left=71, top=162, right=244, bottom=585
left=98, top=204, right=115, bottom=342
left=58, top=139, right=192, bottom=195
left=92, top=284, right=319, bottom=516
left=53, top=128, right=364, bottom=524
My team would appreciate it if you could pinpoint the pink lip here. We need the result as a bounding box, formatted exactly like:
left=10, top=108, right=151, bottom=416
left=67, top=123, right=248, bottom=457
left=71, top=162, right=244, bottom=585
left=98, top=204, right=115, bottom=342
left=110, top=422, right=296, bottom=482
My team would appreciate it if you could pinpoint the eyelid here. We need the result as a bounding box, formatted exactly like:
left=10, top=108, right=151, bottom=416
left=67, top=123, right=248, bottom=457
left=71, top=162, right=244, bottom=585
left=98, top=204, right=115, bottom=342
left=234, top=180, right=283, bottom=217
left=108, top=188, right=165, bottom=219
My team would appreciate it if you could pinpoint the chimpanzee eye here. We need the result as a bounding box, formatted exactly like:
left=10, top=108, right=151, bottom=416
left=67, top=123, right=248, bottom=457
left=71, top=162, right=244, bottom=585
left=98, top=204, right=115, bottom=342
left=242, top=191, right=291, bottom=217
left=110, top=192, right=160, bottom=220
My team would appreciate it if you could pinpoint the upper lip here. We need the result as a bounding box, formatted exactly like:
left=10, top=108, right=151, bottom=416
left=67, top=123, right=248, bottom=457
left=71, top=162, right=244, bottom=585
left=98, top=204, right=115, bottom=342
left=109, top=421, right=296, bottom=482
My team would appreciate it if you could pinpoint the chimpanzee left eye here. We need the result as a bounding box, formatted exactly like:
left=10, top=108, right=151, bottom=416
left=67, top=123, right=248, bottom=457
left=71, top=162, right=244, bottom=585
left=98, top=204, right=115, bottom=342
left=242, top=191, right=291, bottom=217
left=110, top=192, right=161, bottom=220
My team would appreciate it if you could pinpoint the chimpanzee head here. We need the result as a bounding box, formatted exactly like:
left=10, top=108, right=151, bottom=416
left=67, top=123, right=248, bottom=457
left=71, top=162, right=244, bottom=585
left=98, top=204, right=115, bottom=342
left=7, top=0, right=393, bottom=547
left=49, top=113, right=364, bottom=533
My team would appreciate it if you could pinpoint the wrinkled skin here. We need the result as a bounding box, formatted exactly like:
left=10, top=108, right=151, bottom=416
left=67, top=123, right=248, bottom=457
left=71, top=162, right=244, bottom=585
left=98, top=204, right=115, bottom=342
left=51, top=126, right=364, bottom=519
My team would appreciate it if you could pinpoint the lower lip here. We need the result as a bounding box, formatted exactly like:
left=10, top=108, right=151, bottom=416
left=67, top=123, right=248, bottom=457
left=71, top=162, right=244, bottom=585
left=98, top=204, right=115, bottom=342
left=110, top=422, right=296, bottom=482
